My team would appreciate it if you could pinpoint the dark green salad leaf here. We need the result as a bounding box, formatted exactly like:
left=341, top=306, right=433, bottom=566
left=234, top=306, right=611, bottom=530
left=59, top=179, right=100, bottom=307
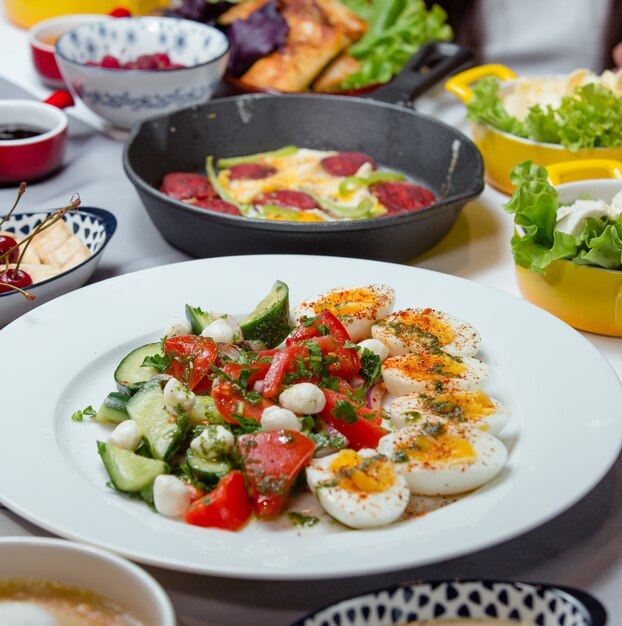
left=468, top=78, right=622, bottom=151
left=504, top=161, right=622, bottom=272
left=337, top=0, right=452, bottom=90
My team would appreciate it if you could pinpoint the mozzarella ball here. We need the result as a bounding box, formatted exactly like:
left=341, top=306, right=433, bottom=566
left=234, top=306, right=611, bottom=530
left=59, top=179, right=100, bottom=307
left=382, top=351, right=490, bottom=397
left=163, top=316, right=192, bottom=338
left=377, top=423, right=507, bottom=496
left=306, top=448, right=409, bottom=528
left=279, top=383, right=326, bottom=415
left=357, top=338, right=390, bottom=362
left=190, top=425, right=235, bottom=460
left=261, top=405, right=301, bottom=432
left=107, top=420, right=143, bottom=451
left=388, top=389, right=510, bottom=436
left=293, top=284, right=395, bottom=341
left=163, top=378, right=196, bottom=412
left=372, top=308, right=480, bottom=358
left=153, top=475, right=191, bottom=517
left=201, top=316, right=243, bottom=344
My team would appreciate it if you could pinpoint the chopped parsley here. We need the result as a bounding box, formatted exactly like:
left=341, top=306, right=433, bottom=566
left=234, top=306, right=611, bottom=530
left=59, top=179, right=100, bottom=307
left=422, top=421, right=446, bottom=437
left=142, top=353, right=173, bottom=373
left=331, top=399, right=359, bottom=424
left=288, top=512, right=319, bottom=528
left=359, top=348, right=382, bottom=388
left=70, top=405, right=96, bottom=422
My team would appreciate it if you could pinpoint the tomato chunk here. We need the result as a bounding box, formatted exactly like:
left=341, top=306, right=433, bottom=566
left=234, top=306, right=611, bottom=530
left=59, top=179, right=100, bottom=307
left=319, top=390, right=388, bottom=450
left=211, top=380, right=275, bottom=424
left=184, top=471, right=251, bottom=531
left=287, top=311, right=351, bottom=345
left=237, top=431, right=316, bottom=518
left=262, top=350, right=292, bottom=398
left=164, top=335, right=218, bottom=391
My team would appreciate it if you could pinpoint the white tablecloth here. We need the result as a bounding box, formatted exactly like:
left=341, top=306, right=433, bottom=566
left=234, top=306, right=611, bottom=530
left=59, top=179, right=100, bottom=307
left=1, top=12, right=622, bottom=626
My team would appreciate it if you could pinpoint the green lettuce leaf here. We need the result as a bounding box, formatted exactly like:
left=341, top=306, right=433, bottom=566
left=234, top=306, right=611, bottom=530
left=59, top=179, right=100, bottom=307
left=467, top=79, right=622, bottom=151
left=338, top=0, right=452, bottom=90
left=505, top=161, right=622, bottom=272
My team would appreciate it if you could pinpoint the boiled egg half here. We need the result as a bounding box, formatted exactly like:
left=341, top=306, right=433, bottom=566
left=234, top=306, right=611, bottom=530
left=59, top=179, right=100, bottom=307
left=377, top=423, right=507, bottom=495
left=388, top=389, right=510, bottom=436
left=372, top=307, right=480, bottom=357
left=294, top=284, right=395, bottom=341
left=306, top=448, right=409, bottom=528
left=382, top=350, right=490, bottom=396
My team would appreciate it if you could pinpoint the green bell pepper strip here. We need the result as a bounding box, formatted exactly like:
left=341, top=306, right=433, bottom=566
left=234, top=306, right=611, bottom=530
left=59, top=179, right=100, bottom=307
left=217, top=146, right=298, bottom=169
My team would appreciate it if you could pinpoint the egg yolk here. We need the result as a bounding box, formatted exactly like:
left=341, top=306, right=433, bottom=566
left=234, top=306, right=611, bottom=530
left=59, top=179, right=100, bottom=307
left=403, top=434, right=476, bottom=466
left=329, top=449, right=396, bottom=493
left=265, top=211, right=326, bottom=222
left=307, top=287, right=390, bottom=319
left=422, top=390, right=495, bottom=421
left=383, top=309, right=456, bottom=347
left=390, top=352, right=466, bottom=380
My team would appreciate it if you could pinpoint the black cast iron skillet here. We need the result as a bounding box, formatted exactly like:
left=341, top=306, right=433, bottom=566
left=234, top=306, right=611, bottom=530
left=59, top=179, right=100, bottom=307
left=123, top=42, right=484, bottom=262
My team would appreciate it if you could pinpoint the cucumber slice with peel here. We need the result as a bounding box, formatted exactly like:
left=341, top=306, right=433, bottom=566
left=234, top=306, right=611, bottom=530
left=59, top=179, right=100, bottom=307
left=94, top=392, right=130, bottom=424
left=239, top=280, right=291, bottom=349
left=127, top=380, right=184, bottom=461
left=97, top=441, right=168, bottom=493
left=114, top=342, right=162, bottom=395
left=185, top=304, right=216, bottom=335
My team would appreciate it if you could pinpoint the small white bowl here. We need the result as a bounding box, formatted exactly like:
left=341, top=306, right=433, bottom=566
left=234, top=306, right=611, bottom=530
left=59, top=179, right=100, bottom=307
left=0, top=537, right=176, bottom=626
left=55, top=16, right=229, bottom=129
left=0, top=207, right=116, bottom=326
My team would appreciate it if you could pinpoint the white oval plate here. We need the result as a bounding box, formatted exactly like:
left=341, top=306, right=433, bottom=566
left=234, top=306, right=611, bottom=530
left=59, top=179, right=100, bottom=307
left=0, top=254, right=620, bottom=580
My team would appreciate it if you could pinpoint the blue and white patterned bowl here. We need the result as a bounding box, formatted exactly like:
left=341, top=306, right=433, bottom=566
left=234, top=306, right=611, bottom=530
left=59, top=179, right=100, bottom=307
left=290, top=580, right=607, bottom=626
left=0, top=207, right=116, bottom=326
left=55, top=17, right=229, bottom=129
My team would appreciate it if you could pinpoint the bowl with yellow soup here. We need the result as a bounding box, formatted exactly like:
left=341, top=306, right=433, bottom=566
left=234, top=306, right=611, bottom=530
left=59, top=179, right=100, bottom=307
left=0, top=537, right=176, bottom=626
left=289, top=580, right=606, bottom=626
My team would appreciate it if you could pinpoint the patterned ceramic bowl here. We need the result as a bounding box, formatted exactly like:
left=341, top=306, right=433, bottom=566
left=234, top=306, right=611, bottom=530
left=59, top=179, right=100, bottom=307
left=290, top=580, right=607, bottom=626
left=55, top=16, right=229, bottom=129
left=0, top=207, right=116, bottom=326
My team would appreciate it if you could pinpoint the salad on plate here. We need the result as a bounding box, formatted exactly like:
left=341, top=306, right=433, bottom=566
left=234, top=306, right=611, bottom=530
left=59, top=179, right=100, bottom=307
left=84, top=281, right=510, bottom=533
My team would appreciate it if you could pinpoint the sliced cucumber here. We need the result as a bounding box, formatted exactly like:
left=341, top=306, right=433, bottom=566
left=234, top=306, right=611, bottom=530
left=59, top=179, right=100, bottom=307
left=189, top=395, right=226, bottom=425
left=185, top=304, right=216, bottom=335
left=97, top=441, right=168, bottom=493
left=239, top=280, right=291, bottom=349
left=127, top=380, right=184, bottom=461
left=186, top=449, right=231, bottom=484
left=114, top=342, right=162, bottom=395
left=94, top=392, right=130, bottom=424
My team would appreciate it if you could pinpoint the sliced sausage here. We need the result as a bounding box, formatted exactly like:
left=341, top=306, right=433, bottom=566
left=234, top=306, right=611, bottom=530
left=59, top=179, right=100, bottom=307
left=228, top=163, right=277, bottom=180
left=188, top=198, right=241, bottom=215
left=253, top=190, right=318, bottom=210
left=320, top=152, right=376, bottom=177
left=371, top=181, right=436, bottom=213
left=160, top=173, right=217, bottom=201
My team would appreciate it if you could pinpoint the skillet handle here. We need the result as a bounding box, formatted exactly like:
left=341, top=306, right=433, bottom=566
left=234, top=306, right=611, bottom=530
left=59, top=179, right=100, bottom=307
left=369, top=42, right=475, bottom=106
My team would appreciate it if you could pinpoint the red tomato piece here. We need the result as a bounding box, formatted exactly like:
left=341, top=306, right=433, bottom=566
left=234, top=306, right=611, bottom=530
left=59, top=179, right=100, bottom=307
left=211, top=381, right=275, bottom=425
left=319, top=390, right=388, bottom=450
left=184, top=471, right=251, bottom=531
left=262, top=351, right=293, bottom=398
left=164, top=335, right=218, bottom=391
left=237, top=430, right=316, bottom=518
left=312, top=335, right=360, bottom=379
left=286, top=311, right=351, bottom=346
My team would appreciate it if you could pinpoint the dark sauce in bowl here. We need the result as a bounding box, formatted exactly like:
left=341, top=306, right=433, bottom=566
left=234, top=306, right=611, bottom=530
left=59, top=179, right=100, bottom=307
left=0, top=124, right=47, bottom=140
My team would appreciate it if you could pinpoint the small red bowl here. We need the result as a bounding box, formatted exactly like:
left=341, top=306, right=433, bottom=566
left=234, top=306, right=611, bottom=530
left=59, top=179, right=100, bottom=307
left=0, top=100, right=69, bottom=184
left=29, top=14, right=111, bottom=88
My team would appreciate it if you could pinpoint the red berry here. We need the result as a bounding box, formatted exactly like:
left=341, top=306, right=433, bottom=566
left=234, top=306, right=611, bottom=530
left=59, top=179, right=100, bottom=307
left=0, top=234, right=19, bottom=263
left=109, top=7, right=132, bottom=17
left=100, top=54, right=122, bottom=69
left=152, top=53, right=171, bottom=67
left=0, top=269, right=32, bottom=293
left=136, top=54, right=159, bottom=70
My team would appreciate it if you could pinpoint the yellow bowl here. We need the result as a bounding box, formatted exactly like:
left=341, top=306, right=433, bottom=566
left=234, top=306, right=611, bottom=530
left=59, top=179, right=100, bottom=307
left=4, top=0, right=169, bottom=28
left=445, top=65, right=622, bottom=194
left=513, top=170, right=622, bottom=336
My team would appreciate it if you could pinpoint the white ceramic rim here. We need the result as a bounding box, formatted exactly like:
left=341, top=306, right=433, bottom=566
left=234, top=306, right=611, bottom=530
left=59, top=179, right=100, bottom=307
left=0, top=100, right=67, bottom=147
left=0, top=255, right=620, bottom=580
left=0, top=536, right=176, bottom=625
left=55, top=16, right=230, bottom=74
left=29, top=14, right=112, bottom=53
